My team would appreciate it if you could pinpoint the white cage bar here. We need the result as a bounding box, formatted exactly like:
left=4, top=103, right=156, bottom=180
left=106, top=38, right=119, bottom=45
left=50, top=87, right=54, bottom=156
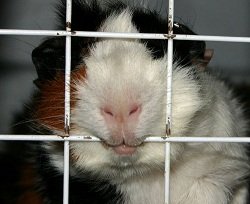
left=164, top=0, right=174, bottom=202
left=2, top=135, right=250, bottom=143
left=1, top=29, right=250, bottom=43
left=0, top=0, right=250, bottom=204
left=63, top=0, right=72, bottom=203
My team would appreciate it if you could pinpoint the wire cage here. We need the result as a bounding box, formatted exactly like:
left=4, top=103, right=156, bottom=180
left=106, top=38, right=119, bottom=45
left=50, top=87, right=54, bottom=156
left=0, top=0, right=250, bottom=203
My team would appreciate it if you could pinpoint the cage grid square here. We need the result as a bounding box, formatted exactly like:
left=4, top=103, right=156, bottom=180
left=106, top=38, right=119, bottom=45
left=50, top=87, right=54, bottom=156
left=0, top=0, right=250, bottom=204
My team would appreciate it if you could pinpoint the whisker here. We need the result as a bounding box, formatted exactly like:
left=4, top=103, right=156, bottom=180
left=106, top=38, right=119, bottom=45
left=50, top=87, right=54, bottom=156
left=11, top=115, right=64, bottom=127
left=3, top=36, right=36, bottom=49
left=35, top=107, right=65, bottom=111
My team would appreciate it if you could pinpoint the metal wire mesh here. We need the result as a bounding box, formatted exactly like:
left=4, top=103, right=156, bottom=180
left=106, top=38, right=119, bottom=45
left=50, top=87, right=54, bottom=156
left=0, top=0, right=250, bottom=203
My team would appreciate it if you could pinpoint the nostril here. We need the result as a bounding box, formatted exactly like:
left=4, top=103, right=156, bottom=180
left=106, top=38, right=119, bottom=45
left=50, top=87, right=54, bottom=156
left=129, top=105, right=141, bottom=116
left=129, top=107, right=138, bottom=115
left=105, top=110, right=114, bottom=116
left=102, top=107, right=114, bottom=117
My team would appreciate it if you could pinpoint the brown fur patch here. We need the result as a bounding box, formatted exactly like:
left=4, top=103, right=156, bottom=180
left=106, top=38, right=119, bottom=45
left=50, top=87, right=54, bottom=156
left=35, top=66, right=86, bottom=132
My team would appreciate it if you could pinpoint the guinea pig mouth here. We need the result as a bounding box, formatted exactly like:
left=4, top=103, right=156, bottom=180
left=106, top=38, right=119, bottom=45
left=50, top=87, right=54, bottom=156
left=101, top=136, right=147, bottom=147
left=101, top=137, right=146, bottom=155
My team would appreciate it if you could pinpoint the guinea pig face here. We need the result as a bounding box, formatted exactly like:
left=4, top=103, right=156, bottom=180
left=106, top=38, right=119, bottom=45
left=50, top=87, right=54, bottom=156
left=38, top=10, right=203, bottom=181
left=70, top=38, right=167, bottom=180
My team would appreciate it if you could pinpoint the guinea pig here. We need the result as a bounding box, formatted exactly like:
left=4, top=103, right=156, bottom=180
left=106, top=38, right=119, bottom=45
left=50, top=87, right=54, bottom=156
left=10, top=0, right=250, bottom=204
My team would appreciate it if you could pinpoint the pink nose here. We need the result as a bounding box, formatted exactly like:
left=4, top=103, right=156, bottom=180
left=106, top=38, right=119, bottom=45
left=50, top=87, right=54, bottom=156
left=102, top=104, right=141, bottom=121
left=101, top=104, right=141, bottom=145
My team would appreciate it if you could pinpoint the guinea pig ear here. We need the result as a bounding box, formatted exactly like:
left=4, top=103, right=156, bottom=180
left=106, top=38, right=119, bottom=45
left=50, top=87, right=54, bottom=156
left=32, top=37, right=66, bottom=85
left=193, top=49, right=214, bottom=71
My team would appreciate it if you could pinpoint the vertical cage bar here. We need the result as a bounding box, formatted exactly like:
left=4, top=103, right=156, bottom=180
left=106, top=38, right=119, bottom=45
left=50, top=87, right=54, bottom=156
left=164, top=142, right=171, bottom=204
left=63, top=141, right=70, bottom=204
left=63, top=0, right=72, bottom=204
left=165, top=0, right=174, bottom=203
left=167, top=0, right=174, bottom=132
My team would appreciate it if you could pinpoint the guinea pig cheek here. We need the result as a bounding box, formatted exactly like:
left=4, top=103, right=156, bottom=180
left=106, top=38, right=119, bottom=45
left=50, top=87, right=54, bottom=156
left=101, top=104, right=142, bottom=155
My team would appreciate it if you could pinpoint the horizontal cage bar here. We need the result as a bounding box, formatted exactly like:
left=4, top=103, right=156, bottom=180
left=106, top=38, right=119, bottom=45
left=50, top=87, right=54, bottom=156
left=0, top=135, right=250, bottom=143
left=0, top=29, right=250, bottom=42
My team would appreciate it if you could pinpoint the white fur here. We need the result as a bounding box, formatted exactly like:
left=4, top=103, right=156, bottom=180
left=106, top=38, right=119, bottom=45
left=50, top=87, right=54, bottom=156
left=44, top=10, right=249, bottom=204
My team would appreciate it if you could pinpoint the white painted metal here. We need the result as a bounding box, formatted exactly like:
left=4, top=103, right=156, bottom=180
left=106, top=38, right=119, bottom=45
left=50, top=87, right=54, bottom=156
left=1, top=135, right=250, bottom=143
left=0, top=29, right=250, bottom=43
left=63, top=1, right=72, bottom=204
left=63, top=141, right=70, bottom=204
left=165, top=0, right=174, bottom=202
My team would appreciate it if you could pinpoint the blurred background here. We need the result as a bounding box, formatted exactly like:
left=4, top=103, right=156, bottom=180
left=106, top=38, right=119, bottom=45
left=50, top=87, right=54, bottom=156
left=0, top=0, right=250, bottom=134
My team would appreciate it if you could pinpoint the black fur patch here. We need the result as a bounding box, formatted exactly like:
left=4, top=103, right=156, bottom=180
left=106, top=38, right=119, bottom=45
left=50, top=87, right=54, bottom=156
left=32, top=0, right=206, bottom=83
